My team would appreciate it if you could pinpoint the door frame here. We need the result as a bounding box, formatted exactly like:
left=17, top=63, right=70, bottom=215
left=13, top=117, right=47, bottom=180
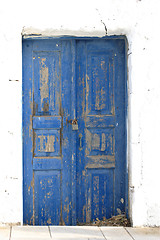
left=22, top=35, right=128, bottom=225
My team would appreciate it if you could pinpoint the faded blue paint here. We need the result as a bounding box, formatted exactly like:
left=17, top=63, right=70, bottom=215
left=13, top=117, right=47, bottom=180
left=23, top=37, right=127, bottom=225
left=76, top=39, right=127, bottom=223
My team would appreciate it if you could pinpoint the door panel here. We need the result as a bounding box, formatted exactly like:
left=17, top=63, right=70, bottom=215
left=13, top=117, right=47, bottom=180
left=89, top=170, right=114, bottom=220
left=76, top=39, right=126, bottom=223
left=23, top=38, right=127, bottom=225
left=33, top=51, right=60, bottom=116
left=23, top=40, right=73, bottom=225
left=34, top=170, right=61, bottom=225
left=86, top=52, right=114, bottom=115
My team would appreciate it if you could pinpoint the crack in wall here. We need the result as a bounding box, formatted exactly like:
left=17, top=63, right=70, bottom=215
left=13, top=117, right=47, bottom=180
left=100, top=19, right=107, bottom=35
left=96, top=8, right=107, bottom=35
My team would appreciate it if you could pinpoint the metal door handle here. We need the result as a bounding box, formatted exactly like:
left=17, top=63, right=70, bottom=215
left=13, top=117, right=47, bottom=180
left=79, top=133, right=82, bottom=150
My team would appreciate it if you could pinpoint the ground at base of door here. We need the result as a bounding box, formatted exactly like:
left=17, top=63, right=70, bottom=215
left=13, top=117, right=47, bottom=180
left=0, top=226, right=160, bottom=240
left=77, top=214, right=131, bottom=227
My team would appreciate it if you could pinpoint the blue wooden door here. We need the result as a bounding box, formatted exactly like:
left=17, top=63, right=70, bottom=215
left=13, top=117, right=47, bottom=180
left=23, top=39, right=74, bottom=225
left=23, top=38, right=127, bottom=225
left=76, top=39, right=127, bottom=223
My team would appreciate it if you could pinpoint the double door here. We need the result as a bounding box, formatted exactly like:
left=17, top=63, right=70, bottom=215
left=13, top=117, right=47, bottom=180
left=23, top=38, right=127, bottom=225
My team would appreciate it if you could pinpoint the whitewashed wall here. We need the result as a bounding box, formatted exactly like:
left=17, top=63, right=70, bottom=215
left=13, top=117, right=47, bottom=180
left=0, top=0, right=160, bottom=226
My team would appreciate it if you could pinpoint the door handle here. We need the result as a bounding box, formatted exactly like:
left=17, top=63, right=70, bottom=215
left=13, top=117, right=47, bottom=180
left=79, top=133, right=82, bottom=150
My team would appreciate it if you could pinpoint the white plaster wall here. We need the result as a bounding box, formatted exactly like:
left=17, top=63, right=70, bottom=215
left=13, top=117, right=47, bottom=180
left=0, top=0, right=160, bottom=226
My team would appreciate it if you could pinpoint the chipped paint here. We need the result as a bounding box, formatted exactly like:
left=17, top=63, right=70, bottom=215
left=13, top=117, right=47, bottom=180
left=29, top=115, right=33, bottom=138
left=81, top=76, right=85, bottom=117
left=95, top=89, right=100, bottom=110
left=93, top=176, right=99, bottom=217
left=101, top=133, right=106, bottom=151
left=64, top=199, right=71, bottom=223
left=92, top=133, right=100, bottom=150
left=85, top=129, right=91, bottom=156
left=117, top=208, right=122, bottom=215
left=63, top=136, right=69, bottom=146
left=86, top=187, right=91, bottom=223
left=40, top=58, right=49, bottom=112
left=86, top=74, right=89, bottom=114
left=47, top=218, right=51, bottom=225
left=28, top=185, right=31, bottom=193
left=86, top=162, right=115, bottom=169
left=37, top=135, right=55, bottom=152
left=121, top=198, right=124, bottom=204
left=31, top=173, right=35, bottom=225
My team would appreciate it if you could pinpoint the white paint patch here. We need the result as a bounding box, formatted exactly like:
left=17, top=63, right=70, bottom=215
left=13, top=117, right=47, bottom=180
left=120, top=198, right=124, bottom=204
left=117, top=208, right=122, bottom=215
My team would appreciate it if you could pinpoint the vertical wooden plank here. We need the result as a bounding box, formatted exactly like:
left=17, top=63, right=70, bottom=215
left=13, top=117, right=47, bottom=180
left=76, top=40, right=87, bottom=223
left=124, top=37, right=129, bottom=218
left=71, top=40, right=77, bottom=225
left=32, top=40, right=63, bottom=225
left=23, top=39, right=34, bottom=224
left=114, top=39, right=126, bottom=216
left=61, top=40, right=72, bottom=225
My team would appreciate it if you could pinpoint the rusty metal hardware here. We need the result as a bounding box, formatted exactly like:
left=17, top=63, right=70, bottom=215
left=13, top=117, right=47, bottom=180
left=72, top=119, right=78, bottom=130
left=68, top=119, right=78, bottom=130
left=79, top=133, right=82, bottom=150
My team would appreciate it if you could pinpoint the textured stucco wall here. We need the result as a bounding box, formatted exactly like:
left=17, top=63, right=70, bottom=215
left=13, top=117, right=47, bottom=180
left=0, top=0, right=160, bottom=226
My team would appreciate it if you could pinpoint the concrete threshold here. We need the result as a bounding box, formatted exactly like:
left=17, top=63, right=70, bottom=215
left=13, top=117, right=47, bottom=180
left=0, top=226, right=160, bottom=240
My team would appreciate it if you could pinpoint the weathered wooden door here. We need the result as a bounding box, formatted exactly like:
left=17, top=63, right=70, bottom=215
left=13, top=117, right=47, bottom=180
left=23, top=40, right=74, bottom=225
left=23, top=38, right=127, bottom=225
left=76, top=39, right=127, bottom=223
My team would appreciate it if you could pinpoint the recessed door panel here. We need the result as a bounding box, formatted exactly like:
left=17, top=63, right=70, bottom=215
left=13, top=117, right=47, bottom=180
left=33, top=51, right=61, bottom=116
left=34, top=170, right=61, bottom=225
